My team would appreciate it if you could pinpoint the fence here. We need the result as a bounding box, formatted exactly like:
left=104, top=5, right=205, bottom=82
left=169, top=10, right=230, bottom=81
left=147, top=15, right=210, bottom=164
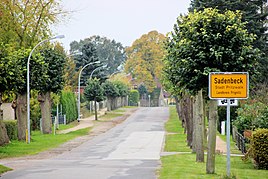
left=40, top=115, right=66, bottom=133
left=234, top=130, right=247, bottom=154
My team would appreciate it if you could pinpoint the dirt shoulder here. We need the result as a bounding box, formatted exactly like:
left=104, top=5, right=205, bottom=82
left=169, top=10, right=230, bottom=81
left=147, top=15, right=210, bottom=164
left=0, top=107, right=138, bottom=170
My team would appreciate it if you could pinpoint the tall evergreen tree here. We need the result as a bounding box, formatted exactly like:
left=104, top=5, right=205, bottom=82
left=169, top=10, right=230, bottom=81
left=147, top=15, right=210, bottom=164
left=70, top=36, right=126, bottom=75
left=73, top=42, right=105, bottom=86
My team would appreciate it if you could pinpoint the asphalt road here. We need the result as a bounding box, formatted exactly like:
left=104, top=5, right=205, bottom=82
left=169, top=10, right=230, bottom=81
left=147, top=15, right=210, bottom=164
left=2, top=107, right=169, bottom=179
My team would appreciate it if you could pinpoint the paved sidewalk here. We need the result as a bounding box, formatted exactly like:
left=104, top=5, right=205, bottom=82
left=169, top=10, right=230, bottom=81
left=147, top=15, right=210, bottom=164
left=58, top=108, right=107, bottom=134
left=216, top=136, right=227, bottom=154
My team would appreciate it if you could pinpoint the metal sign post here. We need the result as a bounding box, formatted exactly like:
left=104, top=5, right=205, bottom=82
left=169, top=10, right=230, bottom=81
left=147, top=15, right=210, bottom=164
left=226, top=99, right=231, bottom=176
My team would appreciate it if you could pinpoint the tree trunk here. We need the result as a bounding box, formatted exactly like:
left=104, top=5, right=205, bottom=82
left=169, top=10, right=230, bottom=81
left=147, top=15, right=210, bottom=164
left=16, top=93, right=27, bottom=141
left=206, top=100, right=218, bottom=174
left=194, top=89, right=204, bottom=162
left=107, top=97, right=112, bottom=111
left=38, top=92, right=52, bottom=134
left=203, top=96, right=208, bottom=150
left=0, top=92, right=9, bottom=146
left=0, top=92, right=3, bottom=121
left=185, top=95, right=193, bottom=148
left=94, top=99, right=98, bottom=120
left=174, top=96, right=181, bottom=120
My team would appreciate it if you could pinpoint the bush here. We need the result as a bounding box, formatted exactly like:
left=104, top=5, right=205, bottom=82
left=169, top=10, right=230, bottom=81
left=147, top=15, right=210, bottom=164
left=60, top=90, right=78, bottom=123
left=4, top=120, right=18, bottom=140
left=233, top=102, right=268, bottom=134
left=129, top=90, right=139, bottom=106
left=251, top=129, right=268, bottom=169
left=30, top=91, right=41, bottom=130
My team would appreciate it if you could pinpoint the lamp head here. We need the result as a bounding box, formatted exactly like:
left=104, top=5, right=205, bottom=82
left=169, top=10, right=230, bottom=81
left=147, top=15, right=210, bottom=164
left=51, top=35, right=65, bottom=40
left=55, top=35, right=65, bottom=39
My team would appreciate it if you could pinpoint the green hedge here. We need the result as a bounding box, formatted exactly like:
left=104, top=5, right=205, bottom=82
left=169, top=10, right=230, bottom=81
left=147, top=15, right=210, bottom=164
left=4, top=120, right=18, bottom=140
left=129, top=90, right=139, bottom=106
left=251, top=129, right=268, bottom=169
left=60, top=90, right=78, bottom=123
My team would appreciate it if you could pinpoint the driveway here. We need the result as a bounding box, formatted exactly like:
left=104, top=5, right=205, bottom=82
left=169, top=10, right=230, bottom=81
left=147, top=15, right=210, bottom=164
left=2, top=107, right=169, bottom=179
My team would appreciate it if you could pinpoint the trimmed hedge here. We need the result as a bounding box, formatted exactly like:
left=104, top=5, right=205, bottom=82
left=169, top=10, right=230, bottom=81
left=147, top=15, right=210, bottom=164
left=4, top=120, right=18, bottom=140
left=129, top=90, right=139, bottom=106
left=251, top=129, right=268, bottom=169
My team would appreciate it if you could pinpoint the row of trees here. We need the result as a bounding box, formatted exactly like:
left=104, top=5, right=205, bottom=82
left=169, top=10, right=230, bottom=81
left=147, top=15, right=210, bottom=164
left=162, top=0, right=267, bottom=174
left=0, top=1, right=128, bottom=145
left=0, top=0, right=67, bottom=144
left=84, top=78, right=129, bottom=120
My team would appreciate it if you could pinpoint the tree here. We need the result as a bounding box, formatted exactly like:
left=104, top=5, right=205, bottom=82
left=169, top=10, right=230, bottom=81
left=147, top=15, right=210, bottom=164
left=35, top=45, right=66, bottom=134
left=0, top=0, right=65, bottom=47
left=84, top=78, right=105, bottom=120
left=70, top=35, right=126, bottom=75
left=6, top=48, right=46, bottom=140
left=114, top=81, right=129, bottom=108
left=0, top=0, right=66, bottom=141
left=102, top=81, right=119, bottom=111
left=0, top=44, right=10, bottom=145
left=73, top=42, right=104, bottom=86
left=63, top=56, right=79, bottom=91
left=124, top=31, right=166, bottom=92
left=189, top=0, right=268, bottom=83
left=163, top=8, right=261, bottom=172
left=138, top=85, right=148, bottom=99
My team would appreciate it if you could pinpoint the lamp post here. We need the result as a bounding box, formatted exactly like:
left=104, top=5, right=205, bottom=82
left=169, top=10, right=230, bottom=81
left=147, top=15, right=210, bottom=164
left=77, top=61, right=100, bottom=122
left=148, top=95, right=151, bottom=107
left=27, top=35, right=64, bottom=144
left=89, top=64, right=107, bottom=79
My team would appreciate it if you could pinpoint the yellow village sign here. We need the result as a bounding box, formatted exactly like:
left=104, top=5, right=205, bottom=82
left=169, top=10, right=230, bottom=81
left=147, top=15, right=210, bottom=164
left=209, top=72, right=249, bottom=99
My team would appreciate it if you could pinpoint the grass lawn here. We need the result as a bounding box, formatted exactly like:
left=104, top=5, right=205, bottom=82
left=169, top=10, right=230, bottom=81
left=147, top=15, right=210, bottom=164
left=159, top=106, right=268, bottom=179
left=0, top=127, right=90, bottom=159
left=57, top=120, right=79, bottom=131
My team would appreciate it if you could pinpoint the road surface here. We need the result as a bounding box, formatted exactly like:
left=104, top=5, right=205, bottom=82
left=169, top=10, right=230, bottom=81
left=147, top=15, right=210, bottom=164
left=2, top=107, right=169, bottom=179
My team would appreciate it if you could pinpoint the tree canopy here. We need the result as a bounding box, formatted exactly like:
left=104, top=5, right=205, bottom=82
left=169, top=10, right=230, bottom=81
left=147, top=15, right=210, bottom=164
left=37, top=45, right=66, bottom=93
left=0, top=0, right=65, bottom=48
left=189, top=0, right=268, bottom=83
left=73, top=42, right=105, bottom=86
left=124, top=31, right=166, bottom=92
left=163, top=8, right=261, bottom=96
left=70, top=35, right=126, bottom=75
left=84, top=78, right=105, bottom=103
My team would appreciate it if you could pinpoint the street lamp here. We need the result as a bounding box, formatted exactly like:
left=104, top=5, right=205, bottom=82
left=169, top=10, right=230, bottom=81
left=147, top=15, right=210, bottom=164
left=66, top=51, right=82, bottom=58
left=89, top=64, right=107, bottom=79
left=27, top=35, right=64, bottom=144
left=148, top=95, right=151, bottom=107
left=77, top=61, right=100, bottom=122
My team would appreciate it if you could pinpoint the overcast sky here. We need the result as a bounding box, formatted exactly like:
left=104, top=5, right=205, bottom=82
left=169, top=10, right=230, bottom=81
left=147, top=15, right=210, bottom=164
left=53, top=0, right=191, bottom=51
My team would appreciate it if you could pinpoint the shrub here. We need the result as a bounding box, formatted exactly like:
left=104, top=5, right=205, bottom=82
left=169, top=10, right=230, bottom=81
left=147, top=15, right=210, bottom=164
left=4, top=120, right=18, bottom=140
left=30, top=91, right=41, bottom=130
left=233, top=102, right=268, bottom=134
left=129, top=90, right=139, bottom=106
left=251, top=129, right=268, bottom=169
left=60, top=90, right=78, bottom=123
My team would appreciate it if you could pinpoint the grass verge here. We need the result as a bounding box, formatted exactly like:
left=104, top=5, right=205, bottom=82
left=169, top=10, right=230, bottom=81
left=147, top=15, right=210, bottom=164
left=57, top=120, right=80, bottom=131
left=0, top=165, right=12, bottom=174
left=159, top=106, right=268, bottom=179
left=99, top=108, right=128, bottom=120
left=0, top=127, right=90, bottom=159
